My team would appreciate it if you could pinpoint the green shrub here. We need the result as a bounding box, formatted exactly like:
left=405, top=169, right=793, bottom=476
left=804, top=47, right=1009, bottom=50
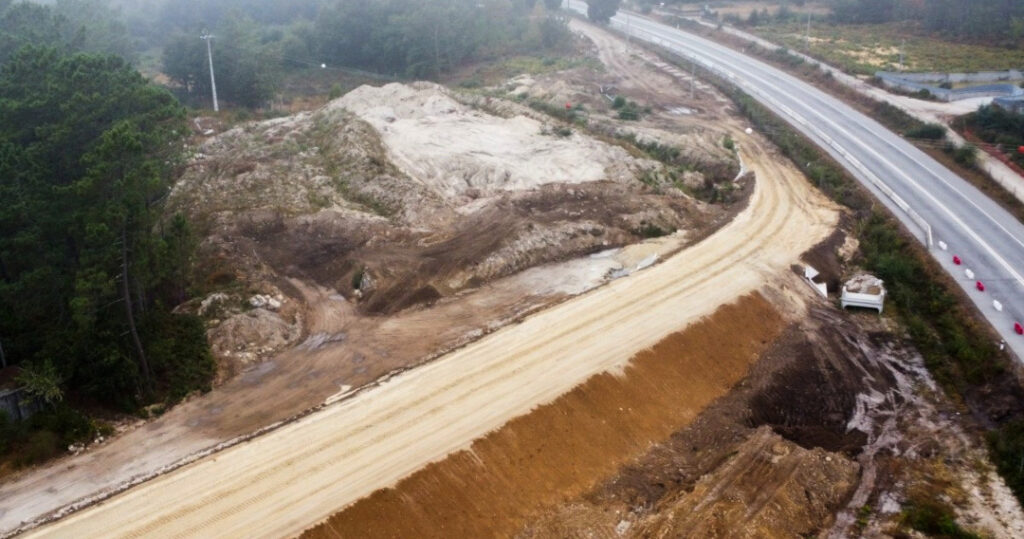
left=693, top=49, right=1021, bottom=511
left=618, top=108, right=640, bottom=121
left=328, top=83, right=344, bottom=100
left=962, top=105, right=1024, bottom=167
left=352, top=267, right=365, bottom=290
left=0, top=411, right=14, bottom=454
left=635, top=223, right=672, bottom=238
left=18, top=430, right=61, bottom=466
left=988, top=418, right=1024, bottom=502
left=902, top=498, right=980, bottom=539
left=143, top=310, right=216, bottom=404
left=905, top=123, right=947, bottom=140
left=30, top=405, right=95, bottom=446
left=951, top=144, right=978, bottom=167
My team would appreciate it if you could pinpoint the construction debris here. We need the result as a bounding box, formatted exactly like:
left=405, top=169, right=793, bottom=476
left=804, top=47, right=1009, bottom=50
left=841, top=273, right=886, bottom=313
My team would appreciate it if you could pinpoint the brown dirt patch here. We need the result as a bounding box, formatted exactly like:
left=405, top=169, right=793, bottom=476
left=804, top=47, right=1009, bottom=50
left=303, top=293, right=785, bottom=538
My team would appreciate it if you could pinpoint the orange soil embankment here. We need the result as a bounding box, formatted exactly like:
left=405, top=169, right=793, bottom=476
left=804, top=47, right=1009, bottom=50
left=304, top=293, right=785, bottom=538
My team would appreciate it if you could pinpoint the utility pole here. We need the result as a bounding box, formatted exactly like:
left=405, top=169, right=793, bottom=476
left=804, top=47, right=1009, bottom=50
left=899, top=39, right=906, bottom=71
left=804, top=12, right=811, bottom=51
left=0, top=337, right=6, bottom=369
left=691, top=60, right=696, bottom=99
left=201, top=33, right=219, bottom=112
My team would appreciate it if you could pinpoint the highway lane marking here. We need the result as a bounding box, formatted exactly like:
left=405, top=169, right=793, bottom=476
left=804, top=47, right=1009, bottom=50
left=622, top=9, right=1024, bottom=260
left=581, top=0, right=1024, bottom=258
left=568, top=1, right=1024, bottom=343
left=784, top=80, right=1024, bottom=256
left=614, top=13, right=1024, bottom=290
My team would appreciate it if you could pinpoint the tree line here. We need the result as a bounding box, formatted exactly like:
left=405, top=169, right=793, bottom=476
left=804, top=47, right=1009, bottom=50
left=830, top=0, right=1024, bottom=42
left=708, top=0, right=1024, bottom=45
left=154, top=0, right=576, bottom=108
left=0, top=0, right=580, bottom=463
left=1, top=0, right=214, bottom=464
left=0, top=45, right=214, bottom=410
left=6, top=1, right=607, bottom=110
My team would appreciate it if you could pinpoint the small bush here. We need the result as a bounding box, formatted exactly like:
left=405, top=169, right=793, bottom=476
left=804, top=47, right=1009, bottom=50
left=702, top=57, right=1022, bottom=510
left=611, top=97, right=643, bottom=121
left=352, top=267, right=365, bottom=290
left=902, top=497, right=980, bottom=539
left=905, top=123, right=947, bottom=140
left=988, top=418, right=1024, bottom=502
left=328, top=83, right=343, bottom=100
left=0, top=411, right=14, bottom=454
left=618, top=108, right=640, bottom=121
left=723, top=134, right=736, bottom=151
left=635, top=223, right=672, bottom=238
left=529, top=99, right=583, bottom=123
left=951, top=144, right=978, bottom=167
left=143, top=310, right=216, bottom=404
left=19, top=430, right=61, bottom=466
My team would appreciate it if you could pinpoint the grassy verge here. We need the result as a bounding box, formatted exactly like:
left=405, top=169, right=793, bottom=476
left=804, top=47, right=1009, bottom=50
left=901, top=494, right=982, bottom=539
left=648, top=46, right=1024, bottom=523
left=744, top=19, right=1024, bottom=75
left=727, top=85, right=1004, bottom=387
left=681, top=22, right=1024, bottom=225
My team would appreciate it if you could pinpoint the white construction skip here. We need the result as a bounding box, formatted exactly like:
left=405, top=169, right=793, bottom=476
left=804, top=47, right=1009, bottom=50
left=841, top=274, right=886, bottom=314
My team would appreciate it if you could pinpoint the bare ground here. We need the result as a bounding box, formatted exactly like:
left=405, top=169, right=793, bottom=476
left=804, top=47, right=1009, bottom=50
left=18, top=129, right=839, bottom=537
left=13, top=13, right=1015, bottom=539
left=0, top=17, right=758, bottom=536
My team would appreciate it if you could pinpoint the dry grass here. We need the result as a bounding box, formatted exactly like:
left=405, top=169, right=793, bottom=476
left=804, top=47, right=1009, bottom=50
left=754, top=20, right=1024, bottom=75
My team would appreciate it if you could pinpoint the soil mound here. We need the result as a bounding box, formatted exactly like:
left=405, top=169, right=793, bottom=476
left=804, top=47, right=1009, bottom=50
left=333, top=82, right=652, bottom=202
left=636, top=427, right=859, bottom=538
left=169, top=83, right=708, bottom=329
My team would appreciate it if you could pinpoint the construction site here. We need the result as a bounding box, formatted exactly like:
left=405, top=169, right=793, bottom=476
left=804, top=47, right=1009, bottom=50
left=2, top=11, right=1024, bottom=539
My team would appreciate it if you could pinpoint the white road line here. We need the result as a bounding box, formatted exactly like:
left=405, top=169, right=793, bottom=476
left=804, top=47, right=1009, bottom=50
left=621, top=16, right=1024, bottom=289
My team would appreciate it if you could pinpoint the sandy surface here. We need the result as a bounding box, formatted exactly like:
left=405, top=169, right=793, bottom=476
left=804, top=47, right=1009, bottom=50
left=334, top=82, right=650, bottom=201
left=307, top=294, right=790, bottom=538
left=23, top=132, right=837, bottom=538
left=1, top=62, right=719, bottom=535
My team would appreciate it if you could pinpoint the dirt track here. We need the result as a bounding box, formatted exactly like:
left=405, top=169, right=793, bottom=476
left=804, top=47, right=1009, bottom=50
left=23, top=129, right=836, bottom=538
left=304, top=294, right=789, bottom=538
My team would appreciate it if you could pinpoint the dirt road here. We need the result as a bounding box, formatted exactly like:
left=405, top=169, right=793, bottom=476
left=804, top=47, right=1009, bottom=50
left=23, top=128, right=836, bottom=537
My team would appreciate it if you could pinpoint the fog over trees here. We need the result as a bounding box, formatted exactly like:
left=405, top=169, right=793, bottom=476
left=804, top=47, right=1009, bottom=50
left=0, top=0, right=576, bottom=465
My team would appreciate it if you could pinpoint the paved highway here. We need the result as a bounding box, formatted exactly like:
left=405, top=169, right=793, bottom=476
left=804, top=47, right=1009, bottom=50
left=567, top=0, right=1024, bottom=360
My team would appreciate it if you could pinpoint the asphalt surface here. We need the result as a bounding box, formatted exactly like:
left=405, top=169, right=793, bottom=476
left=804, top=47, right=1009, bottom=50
left=567, top=1, right=1024, bottom=360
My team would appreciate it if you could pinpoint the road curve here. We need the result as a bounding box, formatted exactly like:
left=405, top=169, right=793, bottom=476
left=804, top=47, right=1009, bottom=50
left=23, top=135, right=836, bottom=538
left=566, top=0, right=1024, bottom=359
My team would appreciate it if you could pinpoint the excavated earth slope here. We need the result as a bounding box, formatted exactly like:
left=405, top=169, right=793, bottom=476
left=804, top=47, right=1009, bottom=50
left=24, top=135, right=838, bottom=538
